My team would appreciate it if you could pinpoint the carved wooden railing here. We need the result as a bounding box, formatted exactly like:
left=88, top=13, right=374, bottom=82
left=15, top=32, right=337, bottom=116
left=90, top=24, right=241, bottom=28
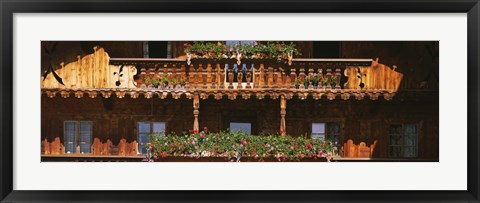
left=342, top=139, right=378, bottom=158
left=42, top=137, right=139, bottom=156
left=109, top=58, right=376, bottom=91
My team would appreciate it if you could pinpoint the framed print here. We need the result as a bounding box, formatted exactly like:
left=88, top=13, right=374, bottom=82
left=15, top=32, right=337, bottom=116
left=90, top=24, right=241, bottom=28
left=1, top=0, right=479, bottom=202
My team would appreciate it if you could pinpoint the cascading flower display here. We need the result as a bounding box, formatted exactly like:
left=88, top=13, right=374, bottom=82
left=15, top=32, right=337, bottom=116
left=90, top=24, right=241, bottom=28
left=183, top=41, right=301, bottom=65
left=145, top=129, right=335, bottom=162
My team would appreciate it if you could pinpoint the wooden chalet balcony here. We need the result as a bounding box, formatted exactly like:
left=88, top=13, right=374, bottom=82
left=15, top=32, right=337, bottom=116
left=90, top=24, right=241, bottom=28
left=42, top=49, right=402, bottom=102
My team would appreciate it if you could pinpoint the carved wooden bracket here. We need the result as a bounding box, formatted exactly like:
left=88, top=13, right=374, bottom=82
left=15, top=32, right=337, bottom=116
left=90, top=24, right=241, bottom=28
left=115, top=91, right=126, bottom=99
left=87, top=91, right=97, bottom=98
left=46, top=91, right=56, bottom=98
left=129, top=91, right=139, bottom=99
left=354, top=93, right=365, bottom=100
left=214, top=93, right=223, bottom=100
left=74, top=91, right=84, bottom=98
left=256, top=93, right=265, bottom=100
left=60, top=91, right=70, bottom=98
left=341, top=93, right=351, bottom=100
left=241, top=93, right=251, bottom=100
left=101, top=91, right=112, bottom=98
left=144, top=92, right=154, bottom=99
left=326, top=93, right=336, bottom=100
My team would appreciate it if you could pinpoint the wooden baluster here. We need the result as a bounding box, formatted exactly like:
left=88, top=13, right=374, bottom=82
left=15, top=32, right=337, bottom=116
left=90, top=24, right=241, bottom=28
left=299, top=67, right=306, bottom=89
left=335, top=68, right=341, bottom=89
left=218, top=64, right=225, bottom=89
left=246, top=64, right=252, bottom=89
left=200, top=64, right=208, bottom=89
left=140, top=67, right=146, bottom=88
left=290, top=67, right=297, bottom=89
left=308, top=66, right=314, bottom=89
left=258, top=64, right=265, bottom=88
left=206, top=64, right=212, bottom=89
left=267, top=66, right=274, bottom=88
left=252, top=64, right=258, bottom=89
left=188, top=64, right=195, bottom=89
left=276, top=68, right=283, bottom=88
left=227, top=64, right=234, bottom=89
left=283, top=71, right=289, bottom=89
left=318, top=68, right=324, bottom=89
left=210, top=64, right=216, bottom=89
left=237, top=65, right=243, bottom=89
left=326, top=68, right=332, bottom=90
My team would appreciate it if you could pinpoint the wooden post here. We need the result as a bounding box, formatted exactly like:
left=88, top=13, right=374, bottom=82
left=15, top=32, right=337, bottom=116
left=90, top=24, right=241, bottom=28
left=280, top=95, right=287, bottom=136
left=193, top=94, right=200, bottom=131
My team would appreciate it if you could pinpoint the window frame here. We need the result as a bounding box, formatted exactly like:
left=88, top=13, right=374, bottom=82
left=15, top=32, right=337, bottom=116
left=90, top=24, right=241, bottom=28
left=137, top=121, right=166, bottom=154
left=63, top=120, right=93, bottom=154
left=387, top=122, right=421, bottom=158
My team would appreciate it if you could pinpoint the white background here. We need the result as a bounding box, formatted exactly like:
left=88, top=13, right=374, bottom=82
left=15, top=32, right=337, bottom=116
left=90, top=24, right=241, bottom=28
left=13, top=13, right=467, bottom=190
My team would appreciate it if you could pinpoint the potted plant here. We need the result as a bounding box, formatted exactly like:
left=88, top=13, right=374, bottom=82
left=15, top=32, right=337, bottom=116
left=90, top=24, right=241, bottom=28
left=294, top=77, right=301, bottom=89
left=330, top=74, right=337, bottom=89
left=304, top=76, right=310, bottom=89
left=321, top=77, right=328, bottom=90
left=161, top=76, right=169, bottom=89
left=171, top=78, right=179, bottom=89
left=151, top=77, right=160, bottom=89
left=144, top=75, right=153, bottom=89
left=311, top=75, right=319, bottom=89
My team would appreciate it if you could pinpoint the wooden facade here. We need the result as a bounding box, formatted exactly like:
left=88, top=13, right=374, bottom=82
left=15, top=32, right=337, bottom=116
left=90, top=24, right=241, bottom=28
left=41, top=42, right=439, bottom=161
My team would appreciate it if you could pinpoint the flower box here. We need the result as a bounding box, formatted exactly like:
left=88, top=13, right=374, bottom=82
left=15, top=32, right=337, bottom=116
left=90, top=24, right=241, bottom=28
left=152, top=156, right=329, bottom=162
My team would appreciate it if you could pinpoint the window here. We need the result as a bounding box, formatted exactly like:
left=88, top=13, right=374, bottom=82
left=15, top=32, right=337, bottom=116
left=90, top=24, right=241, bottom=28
left=138, top=122, right=166, bottom=154
left=312, top=123, right=326, bottom=140
left=64, top=121, right=92, bottom=154
left=388, top=124, right=418, bottom=158
left=229, top=122, right=251, bottom=134
left=312, top=122, right=341, bottom=146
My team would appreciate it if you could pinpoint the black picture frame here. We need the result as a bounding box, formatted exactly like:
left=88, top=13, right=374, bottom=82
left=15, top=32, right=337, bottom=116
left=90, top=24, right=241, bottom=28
left=1, top=0, right=479, bottom=202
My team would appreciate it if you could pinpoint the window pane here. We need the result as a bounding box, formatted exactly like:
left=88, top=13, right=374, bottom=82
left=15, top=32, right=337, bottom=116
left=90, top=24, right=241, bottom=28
left=404, top=147, right=417, bottom=157
left=138, top=122, right=151, bottom=133
left=312, top=123, right=325, bottom=134
left=312, top=133, right=325, bottom=141
left=230, top=122, right=251, bottom=134
left=152, top=122, right=166, bottom=135
left=389, top=146, right=402, bottom=158
left=404, top=124, right=418, bottom=157
left=64, top=121, right=77, bottom=154
left=138, top=133, right=150, bottom=154
left=79, top=122, right=92, bottom=154
left=326, top=122, right=340, bottom=145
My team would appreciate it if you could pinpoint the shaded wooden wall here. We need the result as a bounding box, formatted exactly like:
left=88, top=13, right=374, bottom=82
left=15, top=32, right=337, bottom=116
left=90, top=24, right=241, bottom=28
left=341, top=41, right=439, bottom=91
left=41, top=93, right=438, bottom=159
